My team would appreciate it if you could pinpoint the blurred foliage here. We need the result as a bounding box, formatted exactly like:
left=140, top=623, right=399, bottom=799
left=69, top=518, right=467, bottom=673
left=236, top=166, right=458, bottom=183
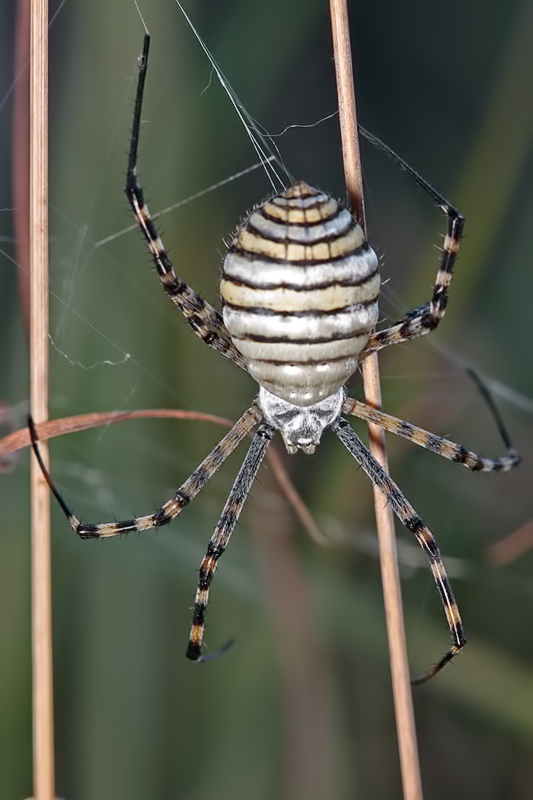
left=1, top=0, right=533, bottom=798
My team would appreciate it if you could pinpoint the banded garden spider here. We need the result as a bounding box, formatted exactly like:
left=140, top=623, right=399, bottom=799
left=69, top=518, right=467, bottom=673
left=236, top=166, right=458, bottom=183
left=31, top=35, right=520, bottom=682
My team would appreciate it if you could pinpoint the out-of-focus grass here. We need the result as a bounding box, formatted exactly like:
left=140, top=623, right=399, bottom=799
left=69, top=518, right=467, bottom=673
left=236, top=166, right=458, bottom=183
left=1, top=0, right=533, bottom=798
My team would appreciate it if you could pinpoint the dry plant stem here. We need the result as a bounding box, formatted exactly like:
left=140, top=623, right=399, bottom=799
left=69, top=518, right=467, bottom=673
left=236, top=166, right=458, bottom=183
left=487, top=519, right=533, bottom=567
left=328, top=0, right=364, bottom=223
left=30, top=0, right=55, bottom=797
left=329, top=1, right=423, bottom=799
left=0, top=409, right=325, bottom=546
left=266, top=446, right=328, bottom=546
left=361, top=358, right=423, bottom=798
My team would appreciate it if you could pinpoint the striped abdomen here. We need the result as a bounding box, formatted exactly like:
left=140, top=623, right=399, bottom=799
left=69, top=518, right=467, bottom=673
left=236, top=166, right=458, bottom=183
left=221, top=182, right=379, bottom=406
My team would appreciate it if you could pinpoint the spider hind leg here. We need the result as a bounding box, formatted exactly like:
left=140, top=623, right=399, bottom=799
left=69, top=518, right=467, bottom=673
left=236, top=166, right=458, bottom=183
left=333, top=417, right=467, bottom=683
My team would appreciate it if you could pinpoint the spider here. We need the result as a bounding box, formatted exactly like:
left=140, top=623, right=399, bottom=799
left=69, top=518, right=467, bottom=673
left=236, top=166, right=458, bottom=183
left=31, top=34, right=520, bottom=682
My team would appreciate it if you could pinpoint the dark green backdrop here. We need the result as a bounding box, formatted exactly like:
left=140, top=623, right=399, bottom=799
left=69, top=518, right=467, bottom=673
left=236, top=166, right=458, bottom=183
left=1, top=0, right=533, bottom=798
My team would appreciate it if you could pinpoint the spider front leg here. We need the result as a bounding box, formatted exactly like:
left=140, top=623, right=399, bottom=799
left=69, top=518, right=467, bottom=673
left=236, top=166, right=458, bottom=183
left=126, top=35, right=247, bottom=370
left=358, top=127, right=465, bottom=357
left=332, top=417, right=466, bottom=683
left=187, top=424, right=274, bottom=661
left=29, top=405, right=262, bottom=538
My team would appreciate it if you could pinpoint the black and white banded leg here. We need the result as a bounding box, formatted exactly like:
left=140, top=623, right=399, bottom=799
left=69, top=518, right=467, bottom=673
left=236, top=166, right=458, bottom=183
left=332, top=417, right=466, bottom=684
left=187, top=423, right=274, bottom=661
left=358, top=127, right=465, bottom=356
left=342, top=397, right=520, bottom=473
left=126, top=35, right=247, bottom=370
left=29, top=405, right=262, bottom=538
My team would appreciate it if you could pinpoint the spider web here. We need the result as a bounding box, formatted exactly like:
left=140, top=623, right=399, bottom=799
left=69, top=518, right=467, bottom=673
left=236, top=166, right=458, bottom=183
left=0, top=0, right=529, bottom=528
left=0, top=0, right=528, bottom=529
left=1, top=2, right=533, bottom=798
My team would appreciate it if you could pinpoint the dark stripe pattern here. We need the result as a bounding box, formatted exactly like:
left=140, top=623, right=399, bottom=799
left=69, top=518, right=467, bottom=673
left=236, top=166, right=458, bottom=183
left=221, top=181, right=380, bottom=406
left=342, top=397, right=521, bottom=473
left=30, top=406, right=263, bottom=539
left=332, top=417, right=467, bottom=683
left=125, top=34, right=247, bottom=371
left=187, top=424, right=274, bottom=661
left=362, top=207, right=464, bottom=357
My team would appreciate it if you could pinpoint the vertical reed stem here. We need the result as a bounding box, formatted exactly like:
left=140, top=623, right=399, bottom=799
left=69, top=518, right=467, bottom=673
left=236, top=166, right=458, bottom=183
left=30, top=0, right=55, bottom=797
left=328, top=2, right=423, bottom=798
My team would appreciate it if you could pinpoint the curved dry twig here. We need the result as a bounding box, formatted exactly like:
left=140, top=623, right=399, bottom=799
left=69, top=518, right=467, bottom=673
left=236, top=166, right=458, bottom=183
left=0, top=407, right=325, bottom=546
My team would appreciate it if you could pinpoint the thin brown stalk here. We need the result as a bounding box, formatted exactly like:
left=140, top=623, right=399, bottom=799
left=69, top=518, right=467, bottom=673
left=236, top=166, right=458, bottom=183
left=1, top=410, right=233, bottom=455
left=29, top=0, right=55, bottom=797
left=0, top=408, right=325, bottom=547
left=487, top=519, right=533, bottom=567
left=328, top=2, right=423, bottom=798
left=265, top=446, right=328, bottom=546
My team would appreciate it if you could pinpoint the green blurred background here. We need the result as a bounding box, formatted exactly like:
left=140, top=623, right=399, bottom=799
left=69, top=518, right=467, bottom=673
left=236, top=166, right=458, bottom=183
left=1, top=0, right=533, bottom=798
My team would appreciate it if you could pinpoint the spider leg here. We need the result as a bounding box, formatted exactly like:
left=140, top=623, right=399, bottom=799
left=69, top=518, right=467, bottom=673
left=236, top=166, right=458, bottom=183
left=126, top=35, right=247, bottom=370
left=187, top=423, right=274, bottom=661
left=29, top=405, right=262, bottom=538
left=342, top=397, right=520, bottom=473
left=357, top=127, right=465, bottom=356
left=332, top=416, right=466, bottom=683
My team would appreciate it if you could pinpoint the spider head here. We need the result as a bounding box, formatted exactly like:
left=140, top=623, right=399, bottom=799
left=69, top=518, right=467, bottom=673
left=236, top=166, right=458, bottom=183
left=258, top=387, right=344, bottom=454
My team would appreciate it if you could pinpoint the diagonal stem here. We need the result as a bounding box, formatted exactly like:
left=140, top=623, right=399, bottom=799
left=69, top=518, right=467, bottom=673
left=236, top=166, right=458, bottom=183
left=329, top=2, right=423, bottom=798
